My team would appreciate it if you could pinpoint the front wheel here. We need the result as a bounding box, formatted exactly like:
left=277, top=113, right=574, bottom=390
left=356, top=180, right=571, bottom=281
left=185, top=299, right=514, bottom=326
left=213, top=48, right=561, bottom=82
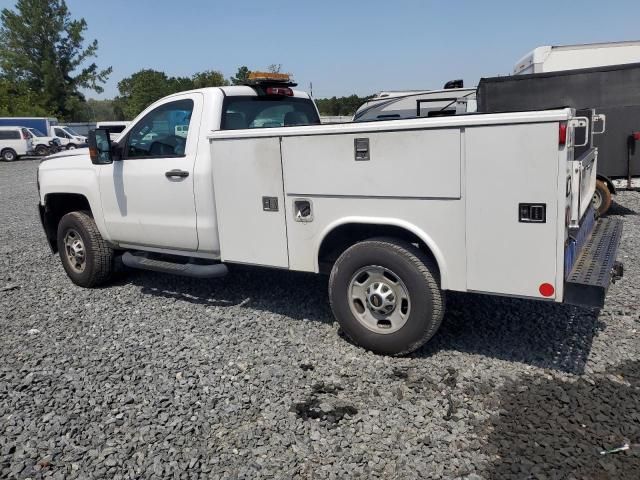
left=57, top=211, right=114, bottom=287
left=329, top=238, right=444, bottom=356
left=67, top=143, right=77, bottom=150
left=592, top=179, right=612, bottom=216
left=35, top=145, right=48, bottom=156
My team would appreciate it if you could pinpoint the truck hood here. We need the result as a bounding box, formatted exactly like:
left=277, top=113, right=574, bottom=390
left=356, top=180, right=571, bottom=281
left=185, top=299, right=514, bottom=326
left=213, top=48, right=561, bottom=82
left=39, top=147, right=91, bottom=168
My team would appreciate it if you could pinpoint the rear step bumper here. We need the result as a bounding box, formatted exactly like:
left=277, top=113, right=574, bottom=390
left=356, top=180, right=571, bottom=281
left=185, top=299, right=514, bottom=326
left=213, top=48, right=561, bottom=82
left=564, top=217, right=623, bottom=308
left=122, top=252, right=228, bottom=279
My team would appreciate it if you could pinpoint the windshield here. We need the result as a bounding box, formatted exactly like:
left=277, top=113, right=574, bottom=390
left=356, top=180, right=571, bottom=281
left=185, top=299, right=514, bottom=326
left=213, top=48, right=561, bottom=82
left=28, top=128, right=46, bottom=137
left=221, top=96, right=320, bottom=130
left=62, top=126, right=81, bottom=136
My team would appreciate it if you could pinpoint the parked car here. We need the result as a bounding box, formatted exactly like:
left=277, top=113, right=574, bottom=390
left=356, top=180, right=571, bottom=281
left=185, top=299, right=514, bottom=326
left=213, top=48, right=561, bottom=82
left=37, top=77, right=623, bottom=355
left=26, top=128, right=62, bottom=156
left=0, top=126, right=34, bottom=161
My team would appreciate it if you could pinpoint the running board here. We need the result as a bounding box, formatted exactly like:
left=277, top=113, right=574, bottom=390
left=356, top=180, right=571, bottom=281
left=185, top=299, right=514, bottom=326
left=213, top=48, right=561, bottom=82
left=122, top=252, right=228, bottom=279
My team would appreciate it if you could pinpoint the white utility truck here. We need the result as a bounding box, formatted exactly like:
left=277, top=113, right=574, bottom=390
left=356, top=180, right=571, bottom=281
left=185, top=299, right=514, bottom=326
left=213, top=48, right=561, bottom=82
left=37, top=75, right=624, bottom=355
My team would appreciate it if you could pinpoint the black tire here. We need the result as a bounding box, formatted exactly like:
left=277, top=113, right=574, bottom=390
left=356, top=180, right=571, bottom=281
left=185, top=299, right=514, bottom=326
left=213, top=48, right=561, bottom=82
left=35, top=144, right=48, bottom=156
left=57, top=211, right=114, bottom=287
left=66, top=143, right=77, bottom=150
left=329, top=238, right=444, bottom=356
left=593, top=179, right=612, bottom=216
left=1, top=148, right=17, bottom=162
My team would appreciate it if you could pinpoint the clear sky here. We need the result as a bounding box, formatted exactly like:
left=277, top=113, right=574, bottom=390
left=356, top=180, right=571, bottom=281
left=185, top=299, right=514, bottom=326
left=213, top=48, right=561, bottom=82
left=3, top=0, right=639, bottom=99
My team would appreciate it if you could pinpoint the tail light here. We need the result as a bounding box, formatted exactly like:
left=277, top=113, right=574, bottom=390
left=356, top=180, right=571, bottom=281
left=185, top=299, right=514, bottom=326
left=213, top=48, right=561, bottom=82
left=265, top=86, right=293, bottom=96
left=559, top=122, right=567, bottom=146
left=632, top=131, right=640, bottom=141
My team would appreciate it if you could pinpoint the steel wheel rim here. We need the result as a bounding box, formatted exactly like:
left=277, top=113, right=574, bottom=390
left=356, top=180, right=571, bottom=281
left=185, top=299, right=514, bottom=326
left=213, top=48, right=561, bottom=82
left=348, top=265, right=411, bottom=334
left=592, top=190, right=602, bottom=210
left=64, top=229, right=86, bottom=273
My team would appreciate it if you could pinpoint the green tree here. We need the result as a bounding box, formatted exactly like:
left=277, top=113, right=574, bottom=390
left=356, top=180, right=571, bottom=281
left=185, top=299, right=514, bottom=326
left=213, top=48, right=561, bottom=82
left=73, top=98, right=125, bottom=122
left=0, top=79, right=49, bottom=116
left=192, top=70, right=228, bottom=89
left=314, top=94, right=373, bottom=116
left=116, top=69, right=231, bottom=119
left=115, top=69, right=176, bottom=119
left=0, top=0, right=111, bottom=120
left=229, top=66, right=250, bottom=85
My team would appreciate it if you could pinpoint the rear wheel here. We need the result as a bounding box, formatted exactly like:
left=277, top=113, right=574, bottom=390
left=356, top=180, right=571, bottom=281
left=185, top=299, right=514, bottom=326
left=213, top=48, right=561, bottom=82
left=329, top=238, right=444, bottom=356
left=57, top=211, right=114, bottom=287
left=1, top=149, right=17, bottom=161
left=592, top=179, right=612, bottom=216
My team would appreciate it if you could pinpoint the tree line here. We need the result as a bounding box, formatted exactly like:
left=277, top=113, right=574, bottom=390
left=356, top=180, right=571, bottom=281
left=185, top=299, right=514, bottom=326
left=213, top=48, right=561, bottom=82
left=0, top=0, right=370, bottom=121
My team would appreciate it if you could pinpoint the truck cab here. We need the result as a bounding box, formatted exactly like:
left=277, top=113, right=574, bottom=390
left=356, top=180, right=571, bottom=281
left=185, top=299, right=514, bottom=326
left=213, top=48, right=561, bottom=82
left=37, top=75, right=623, bottom=356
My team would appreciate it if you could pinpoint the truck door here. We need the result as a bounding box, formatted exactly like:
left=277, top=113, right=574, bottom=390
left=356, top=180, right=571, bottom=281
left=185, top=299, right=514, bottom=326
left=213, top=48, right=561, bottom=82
left=98, top=93, right=202, bottom=250
left=210, top=137, right=289, bottom=268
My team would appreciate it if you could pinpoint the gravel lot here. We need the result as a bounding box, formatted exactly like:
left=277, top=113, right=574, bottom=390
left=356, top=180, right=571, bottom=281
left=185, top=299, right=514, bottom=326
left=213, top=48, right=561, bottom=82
left=1, top=158, right=639, bottom=479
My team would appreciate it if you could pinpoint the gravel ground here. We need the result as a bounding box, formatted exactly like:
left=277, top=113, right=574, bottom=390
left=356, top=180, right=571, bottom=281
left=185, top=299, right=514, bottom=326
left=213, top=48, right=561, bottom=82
left=1, top=158, right=639, bottom=479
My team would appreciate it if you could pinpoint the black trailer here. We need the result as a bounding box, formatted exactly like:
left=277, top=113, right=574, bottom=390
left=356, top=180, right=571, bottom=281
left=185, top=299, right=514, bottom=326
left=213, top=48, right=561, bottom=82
left=477, top=63, right=640, bottom=214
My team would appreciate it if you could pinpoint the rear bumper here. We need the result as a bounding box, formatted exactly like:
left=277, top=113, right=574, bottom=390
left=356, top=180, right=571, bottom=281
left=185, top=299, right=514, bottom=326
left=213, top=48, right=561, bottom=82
left=564, top=217, right=623, bottom=308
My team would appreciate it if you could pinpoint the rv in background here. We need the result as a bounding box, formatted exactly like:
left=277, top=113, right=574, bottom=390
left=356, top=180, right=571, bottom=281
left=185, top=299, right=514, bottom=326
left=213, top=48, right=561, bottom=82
left=478, top=62, right=640, bottom=214
left=353, top=81, right=476, bottom=122
left=514, top=40, right=640, bottom=75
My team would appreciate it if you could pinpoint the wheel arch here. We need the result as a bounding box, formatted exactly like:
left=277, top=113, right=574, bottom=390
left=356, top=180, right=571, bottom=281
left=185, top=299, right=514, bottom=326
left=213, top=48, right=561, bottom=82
left=41, top=193, right=93, bottom=253
left=316, top=217, right=449, bottom=289
left=597, top=174, right=616, bottom=195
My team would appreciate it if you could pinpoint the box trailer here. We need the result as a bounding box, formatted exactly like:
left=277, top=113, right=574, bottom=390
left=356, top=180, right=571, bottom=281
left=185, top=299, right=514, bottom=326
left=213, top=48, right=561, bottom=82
left=513, top=41, right=640, bottom=75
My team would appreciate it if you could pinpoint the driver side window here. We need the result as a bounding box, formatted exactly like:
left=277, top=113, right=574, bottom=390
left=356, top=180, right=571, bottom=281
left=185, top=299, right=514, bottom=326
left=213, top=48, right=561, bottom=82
left=54, top=127, right=69, bottom=139
left=125, top=99, right=194, bottom=159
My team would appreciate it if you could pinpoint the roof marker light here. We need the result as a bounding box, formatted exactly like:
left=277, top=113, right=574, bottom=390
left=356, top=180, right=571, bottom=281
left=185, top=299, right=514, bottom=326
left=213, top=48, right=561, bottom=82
left=265, top=86, right=293, bottom=96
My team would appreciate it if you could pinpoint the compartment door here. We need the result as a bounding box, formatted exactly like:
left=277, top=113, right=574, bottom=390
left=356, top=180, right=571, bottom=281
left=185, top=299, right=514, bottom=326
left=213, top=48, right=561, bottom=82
left=210, top=137, right=289, bottom=268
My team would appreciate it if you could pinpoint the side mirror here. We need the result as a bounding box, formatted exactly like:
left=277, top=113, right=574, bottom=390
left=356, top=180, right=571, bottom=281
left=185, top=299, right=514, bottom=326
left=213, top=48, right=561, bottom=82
left=88, top=128, right=113, bottom=165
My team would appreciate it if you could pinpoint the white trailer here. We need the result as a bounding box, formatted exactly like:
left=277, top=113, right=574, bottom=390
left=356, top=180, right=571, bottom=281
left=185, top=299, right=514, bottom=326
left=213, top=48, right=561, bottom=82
left=36, top=80, right=624, bottom=355
left=514, top=40, right=640, bottom=75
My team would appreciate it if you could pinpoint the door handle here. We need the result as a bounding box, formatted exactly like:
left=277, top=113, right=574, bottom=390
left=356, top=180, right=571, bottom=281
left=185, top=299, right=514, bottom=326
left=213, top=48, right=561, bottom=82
left=165, top=169, right=189, bottom=178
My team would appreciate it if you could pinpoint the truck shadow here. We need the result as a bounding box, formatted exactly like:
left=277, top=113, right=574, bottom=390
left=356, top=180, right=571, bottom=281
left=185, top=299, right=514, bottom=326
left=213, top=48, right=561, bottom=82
left=127, top=268, right=601, bottom=375
left=481, top=360, right=640, bottom=479
left=416, top=292, right=603, bottom=375
left=608, top=201, right=638, bottom=216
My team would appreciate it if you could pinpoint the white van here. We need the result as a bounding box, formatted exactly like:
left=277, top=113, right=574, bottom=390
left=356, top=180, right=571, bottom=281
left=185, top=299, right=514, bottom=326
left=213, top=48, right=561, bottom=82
left=53, top=126, right=88, bottom=149
left=0, top=126, right=34, bottom=161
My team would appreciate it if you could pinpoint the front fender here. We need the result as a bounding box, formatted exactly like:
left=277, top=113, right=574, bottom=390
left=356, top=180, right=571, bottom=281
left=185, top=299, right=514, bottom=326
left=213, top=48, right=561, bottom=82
left=39, top=156, right=111, bottom=242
